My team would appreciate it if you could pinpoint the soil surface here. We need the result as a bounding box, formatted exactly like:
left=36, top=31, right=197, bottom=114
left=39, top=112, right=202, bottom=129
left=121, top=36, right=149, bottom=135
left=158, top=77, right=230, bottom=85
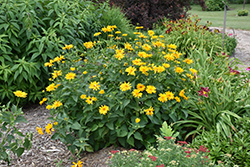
left=0, top=28, right=250, bottom=167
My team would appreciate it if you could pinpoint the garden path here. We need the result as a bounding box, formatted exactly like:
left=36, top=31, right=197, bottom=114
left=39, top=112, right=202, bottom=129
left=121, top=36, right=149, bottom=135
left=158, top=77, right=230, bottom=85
left=0, top=28, right=250, bottom=167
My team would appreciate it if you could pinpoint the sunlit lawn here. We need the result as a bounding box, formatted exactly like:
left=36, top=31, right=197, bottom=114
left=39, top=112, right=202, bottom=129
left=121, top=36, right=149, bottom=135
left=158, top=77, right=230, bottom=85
left=188, top=4, right=250, bottom=30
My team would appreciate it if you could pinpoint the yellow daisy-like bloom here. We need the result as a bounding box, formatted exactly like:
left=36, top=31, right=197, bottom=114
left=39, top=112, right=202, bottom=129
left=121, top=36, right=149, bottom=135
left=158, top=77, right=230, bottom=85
left=139, top=66, right=150, bottom=76
left=179, top=89, right=188, bottom=100
left=167, top=44, right=177, bottom=50
left=108, top=34, right=114, bottom=37
left=83, top=41, right=94, bottom=49
left=132, top=89, right=142, bottom=99
left=145, top=106, right=154, bottom=116
left=125, top=66, right=136, bottom=76
left=70, top=67, right=75, bottom=71
left=122, top=34, right=128, bottom=36
left=152, top=41, right=165, bottom=48
left=136, top=83, right=145, bottom=92
left=132, top=58, right=142, bottom=66
left=190, top=68, right=198, bottom=75
left=71, top=160, right=83, bottom=167
left=120, top=82, right=132, bottom=91
left=163, top=63, right=170, bottom=68
left=183, top=58, right=194, bottom=64
left=102, top=26, right=112, bottom=33
left=114, top=53, right=124, bottom=60
left=158, top=93, right=168, bottom=103
left=52, top=100, right=63, bottom=109
left=44, top=59, right=54, bottom=67
left=39, top=97, right=47, bottom=105
left=137, top=51, right=147, bottom=58
left=175, top=96, right=181, bottom=102
left=94, top=32, right=101, bottom=37
left=99, top=89, right=105, bottom=94
left=135, top=26, right=144, bottom=29
left=139, top=33, right=147, bottom=38
left=62, top=44, right=73, bottom=50
left=46, top=105, right=53, bottom=110
left=124, top=62, right=128, bottom=66
left=175, top=66, right=184, bottom=74
left=165, top=91, right=175, bottom=100
left=89, top=81, right=100, bottom=91
left=13, top=90, right=27, bottom=98
left=99, top=105, right=109, bottom=115
left=164, top=53, right=175, bottom=61
left=146, top=85, right=156, bottom=94
left=156, top=66, right=165, bottom=73
left=36, top=127, right=43, bottom=135
left=65, top=72, right=76, bottom=80
left=148, top=30, right=155, bottom=36
left=52, top=70, right=62, bottom=79
left=45, top=123, right=54, bottom=135
left=186, top=73, right=194, bottom=79
left=159, top=35, right=164, bottom=38
left=135, top=118, right=140, bottom=123
left=83, top=71, right=87, bottom=74
left=85, top=96, right=96, bottom=105
left=80, top=94, right=87, bottom=99
left=53, top=55, right=64, bottom=63
left=115, top=31, right=121, bottom=34
left=124, top=42, right=134, bottom=51
left=54, top=122, right=58, bottom=126
left=142, top=44, right=152, bottom=51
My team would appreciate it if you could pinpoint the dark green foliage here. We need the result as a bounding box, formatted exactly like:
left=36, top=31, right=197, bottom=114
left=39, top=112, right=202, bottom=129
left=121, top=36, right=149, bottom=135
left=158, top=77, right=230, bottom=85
left=228, top=0, right=250, bottom=4
left=0, top=0, right=134, bottom=105
left=238, top=9, right=249, bottom=16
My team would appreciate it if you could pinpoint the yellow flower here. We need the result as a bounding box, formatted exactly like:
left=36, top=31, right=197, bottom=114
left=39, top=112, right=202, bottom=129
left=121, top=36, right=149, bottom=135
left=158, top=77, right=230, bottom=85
left=136, top=83, right=145, bottom=92
left=44, top=59, right=55, bottom=67
left=135, top=26, right=143, bottom=29
left=142, top=44, right=152, bottom=51
left=54, top=122, right=58, bottom=126
left=115, top=31, right=121, bottom=34
left=83, top=71, right=87, bottom=74
left=165, top=91, right=175, bottom=100
left=52, top=100, right=63, bottom=109
left=36, top=127, right=43, bottom=135
left=83, top=41, right=94, bottom=49
left=186, top=73, right=194, bottom=79
left=13, top=90, right=27, bottom=98
left=189, top=68, right=198, bottom=75
left=148, top=30, right=155, bottom=36
left=39, top=98, right=47, bottom=105
left=158, top=93, right=168, bottom=102
left=132, top=58, right=142, bottom=66
left=52, top=70, right=62, bottom=79
left=132, top=89, right=142, bottom=99
left=108, top=34, right=114, bottom=37
left=183, top=58, right=194, bottom=64
left=45, top=123, right=54, bottom=135
left=124, top=42, right=134, bottom=51
left=102, top=26, right=112, bottom=33
left=120, top=82, right=132, bottom=91
left=139, top=66, right=150, bottom=76
left=94, top=32, right=101, bottom=37
left=163, top=63, right=170, bottom=68
left=152, top=41, right=165, bottom=48
left=99, top=89, right=105, bottom=94
left=156, top=66, right=165, bottom=73
left=175, top=66, right=184, bottom=74
left=85, top=96, right=95, bottom=104
left=46, top=83, right=56, bottom=92
left=175, top=96, right=181, bottom=102
left=114, top=53, right=124, bottom=60
left=164, top=53, right=175, bottom=61
left=135, top=118, right=140, bottom=123
left=125, top=66, right=136, bottom=76
left=146, top=85, right=156, bottom=94
left=62, top=44, right=73, bottom=50
left=122, top=34, right=128, bottom=36
left=167, top=44, right=177, bottom=50
left=159, top=35, right=164, bottom=38
left=179, top=89, right=188, bottom=100
left=139, top=33, right=147, bottom=38
left=70, top=67, right=75, bottom=71
left=145, top=106, right=154, bottom=116
left=89, top=81, right=100, bottom=91
left=46, top=105, right=53, bottom=110
left=99, top=105, right=109, bottom=115
left=65, top=72, right=76, bottom=80
left=71, top=160, right=83, bottom=167
left=80, top=94, right=87, bottom=99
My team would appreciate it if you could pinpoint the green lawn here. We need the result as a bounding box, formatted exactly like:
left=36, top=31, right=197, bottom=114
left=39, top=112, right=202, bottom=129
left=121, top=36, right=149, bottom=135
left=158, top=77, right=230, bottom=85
left=188, top=4, right=250, bottom=30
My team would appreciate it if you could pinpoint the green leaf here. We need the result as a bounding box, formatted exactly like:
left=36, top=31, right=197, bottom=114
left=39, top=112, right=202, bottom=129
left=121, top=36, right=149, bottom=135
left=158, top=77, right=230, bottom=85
left=145, top=100, right=152, bottom=107
left=23, top=138, right=32, bottom=150
left=85, top=145, right=94, bottom=152
left=71, top=122, right=81, bottom=130
left=122, top=99, right=130, bottom=109
left=118, top=137, right=126, bottom=147
left=14, top=116, right=28, bottom=124
left=106, top=121, right=114, bottom=130
left=127, top=137, right=134, bottom=147
left=16, top=147, right=24, bottom=157
left=90, top=124, right=98, bottom=131
left=134, top=132, right=143, bottom=141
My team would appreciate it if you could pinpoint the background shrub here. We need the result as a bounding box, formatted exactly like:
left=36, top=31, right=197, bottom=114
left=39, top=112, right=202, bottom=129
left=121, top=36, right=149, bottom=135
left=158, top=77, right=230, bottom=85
left=205, top=0, right=229, bottom=11
left=0, top=0, right=134, bottom=105
left=237, top=9, right=249, bottom=16
left=96, top=0, right=207, bottom=30
left=228, top=0, right=250, bottom=4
